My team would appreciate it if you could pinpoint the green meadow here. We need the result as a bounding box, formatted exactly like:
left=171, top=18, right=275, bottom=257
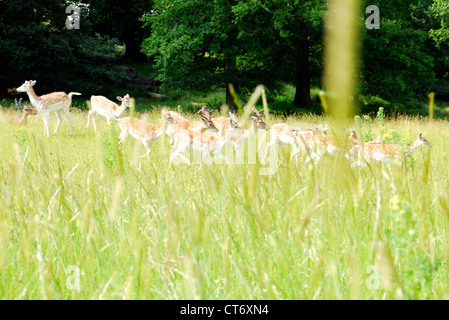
left=0, top=102, right=447, bottom=299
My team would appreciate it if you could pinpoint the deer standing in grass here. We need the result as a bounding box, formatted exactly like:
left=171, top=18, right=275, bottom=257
left=86, top=94, right=131, bottom=131
left=116, top=110, right=178, bottom=158
left=170, top=111, right=239, bottom=166
left=361, top=133, right=431, bottom=164
left=11, top=98, right=37, bottom=125
left=16, top=80, right=80, bottom=136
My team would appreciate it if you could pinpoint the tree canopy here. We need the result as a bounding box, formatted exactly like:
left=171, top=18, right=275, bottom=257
left=0, top=0, right=448, bottom=113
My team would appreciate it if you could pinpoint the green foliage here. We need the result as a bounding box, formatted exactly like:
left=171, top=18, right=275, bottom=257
left=84, top=0, right=152, bottom=61
left=13, top=128, right=28, bottom=157
left=361, top=19, right=436, bottom=107
left=142, top=0, right=326, bottom=110
left=428, top=0, right=449, bottom=44
left=0, top=0, right=135, bottom=98
left=100, top=123, right=123, bottom=175
left=142, top=0, right=241, bottom=90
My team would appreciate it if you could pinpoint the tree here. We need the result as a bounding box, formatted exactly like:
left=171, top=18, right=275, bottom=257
left=428, top=0, right=449, bottom=44
left=0, top=0, right=131, bottom=98
left=233, top=0, right=326, bottom=109
left=142, top=0, right=243, bottom=110
left=360, top=0, right=437, bottom=110
left=143, top=0, right=326, bottom=110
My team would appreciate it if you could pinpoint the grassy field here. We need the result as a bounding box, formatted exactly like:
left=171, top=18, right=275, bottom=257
left=0, top=101, right=448, bottom=300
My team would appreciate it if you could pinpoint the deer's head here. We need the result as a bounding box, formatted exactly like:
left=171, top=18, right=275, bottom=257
left=16, top=80, right=36, bottom=92
left=229, top=112, right=240, bottom=130
left=348, top=128, right=358, bottom=140
left=23, top=105, right=38, bottom=116
left=198, top=107, right=219, bottom=132
left=250, top=115, right=269, bottom=130
left=164, top=111, right=178, bottom=124
left=417, top=133, right=432, bottom=148
left=117, top=94, right=131, bottom=108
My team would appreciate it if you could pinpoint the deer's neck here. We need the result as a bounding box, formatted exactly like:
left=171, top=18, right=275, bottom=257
left=407, top=140, right=422, bottom=154
left=191, top=123, right=209, bottom=133
left=26, top=87, right=42, bottom=108
left=218, top=127, right=235, bottom=144
left=113, top=103, right=127, bottom=117
left=18, top=112, right=27, bottom=124
left=242, top=123, right=257, bottom=137
left=156, top=120, right=169, bottom=134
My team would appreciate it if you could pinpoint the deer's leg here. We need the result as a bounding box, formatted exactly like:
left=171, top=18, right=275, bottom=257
left=170, top=141, right=191, bottom=165
left=265, top=135, right=279, bottom=159
left=92, top=113, right=99, bottom=132
left=42, top=112, right=50, bottom=137
left=119, top=129, right=129, bottom=143
left=215, top=152, right=230, bottom=164
left=290, top=145, right=303, bottom=159
left=54, top=111, right=63, bottom=133
left=63, top=107, right=72, bottom=134
left=140, top=140, right=151, bottom=158
left=86, top=110, right=91, bottom=128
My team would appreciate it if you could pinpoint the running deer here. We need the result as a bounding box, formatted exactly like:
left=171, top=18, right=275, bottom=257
left=265, top=123, right=308, bottom=159
left=362, top=133, right=431, bottom=164
left=165, top=108, right=219, bottom=146
left=16, top=80, right=80, bottom=136
left=86, top=94, right=131, bottom=131
left=198, top=106, right=240, bottom=136
left=290, top=128, right=323, bottom=162
left=170, top=112, right=239, bottom=165
left=310, top=126, right=361, bottom=162
left=231, top=107, right=269, bottom=151
left=116, top=110, right=178, bottom=158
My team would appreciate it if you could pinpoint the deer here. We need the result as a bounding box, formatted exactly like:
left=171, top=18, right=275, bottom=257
left=170, top=112, right=239, bottom=166
left=361, top=133, right=431, bottom=164
left=198, top=106, right=240, bottom=136
left=366, top=135, right=382, bottom=144
left=86, top=94, right=131, bottom=132
left=11, top=98, right=38, bottom=125
left=116, top=109, right=178, bottom=158
left=165, top=108, right=219, bottom=147
left=265, top=122, right=309, bottom=159
left=231, top=106, right=270, bottom=151
left=289, top=127, right=323, bottom=162
left=314, top=126, right=361, bottom=161
left=16, top=80, right=80, bottom=136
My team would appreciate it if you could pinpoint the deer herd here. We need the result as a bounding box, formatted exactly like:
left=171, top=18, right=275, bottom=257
left=12, top=80, right=432, bottom=167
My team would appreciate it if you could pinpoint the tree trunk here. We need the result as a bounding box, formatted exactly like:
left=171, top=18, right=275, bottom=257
left=226, top=83, right=239, bottom=112
left=225, top=57, right=238, bottom=112
left=293, top=39, right=312, bottom=109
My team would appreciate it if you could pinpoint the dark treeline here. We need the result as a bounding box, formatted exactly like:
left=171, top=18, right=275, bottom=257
left=0, top=0, right=448, bottom=113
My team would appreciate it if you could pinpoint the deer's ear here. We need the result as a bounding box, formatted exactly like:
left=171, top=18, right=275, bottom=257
left=30, top=80, right=36, bottom=86
left=117, top=96, right=123, bottom=101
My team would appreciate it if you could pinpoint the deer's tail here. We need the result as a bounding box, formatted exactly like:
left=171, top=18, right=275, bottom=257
left=68, top=92, right=82, bottom=99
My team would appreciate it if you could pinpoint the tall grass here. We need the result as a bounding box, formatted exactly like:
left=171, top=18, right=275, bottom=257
left=0, top=106, right=447, bottom=299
